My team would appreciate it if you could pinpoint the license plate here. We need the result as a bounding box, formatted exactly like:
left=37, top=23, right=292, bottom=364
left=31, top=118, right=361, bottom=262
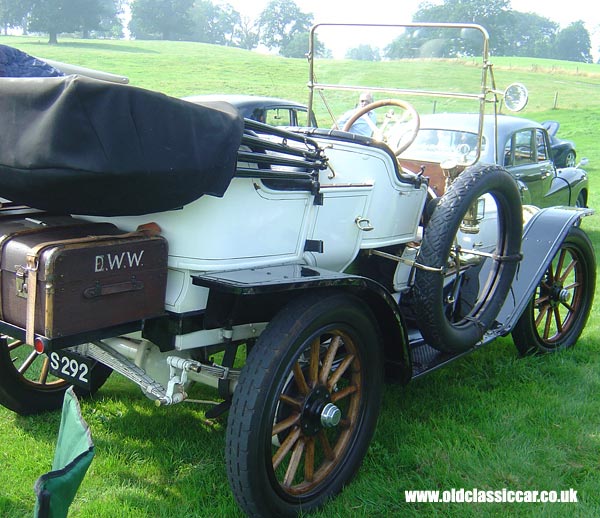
left=49, top=349, right=93, bottom=390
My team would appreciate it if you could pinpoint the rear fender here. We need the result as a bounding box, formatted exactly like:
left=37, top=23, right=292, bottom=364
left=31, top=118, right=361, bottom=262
left=495, top=206, right=593, bottom=333
left=192, top=265, right=412, bottom=383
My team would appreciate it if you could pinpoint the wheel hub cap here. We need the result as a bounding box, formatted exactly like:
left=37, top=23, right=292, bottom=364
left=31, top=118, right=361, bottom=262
left=548, top=283, right=569, bottom=307
left=320, top=403, right=342, bottom=428
left=558, top=288, right=570, bottom=304
left=301, top=386, right=340, bottom=436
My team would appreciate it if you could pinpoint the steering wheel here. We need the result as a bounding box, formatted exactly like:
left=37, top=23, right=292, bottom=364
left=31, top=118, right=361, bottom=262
left=342, top=99, right=420, bottom=156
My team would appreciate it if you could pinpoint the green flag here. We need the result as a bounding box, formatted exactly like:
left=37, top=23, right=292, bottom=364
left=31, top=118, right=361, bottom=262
left=34, top=387, right=94, bottom=518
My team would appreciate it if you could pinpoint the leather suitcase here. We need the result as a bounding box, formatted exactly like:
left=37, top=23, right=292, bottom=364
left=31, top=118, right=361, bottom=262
left=0, top=215, right=168, bottom=342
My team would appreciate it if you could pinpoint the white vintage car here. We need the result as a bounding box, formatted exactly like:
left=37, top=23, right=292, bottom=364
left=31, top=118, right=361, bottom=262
left=0, top=23, right=595, bottom=518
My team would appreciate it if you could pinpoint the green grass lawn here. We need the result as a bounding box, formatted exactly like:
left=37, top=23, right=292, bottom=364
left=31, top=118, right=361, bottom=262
left=1, top=36, right=600, bottom=518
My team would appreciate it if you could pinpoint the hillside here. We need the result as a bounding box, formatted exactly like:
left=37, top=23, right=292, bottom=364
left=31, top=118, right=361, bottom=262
left=3, top=36, right=600, bottom=114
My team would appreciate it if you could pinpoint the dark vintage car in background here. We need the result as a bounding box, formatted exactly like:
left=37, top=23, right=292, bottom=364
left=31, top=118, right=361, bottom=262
left=183, top=94, right=317, bottom=127
left=398, top=113, right=588, bottom=208
left=542, top=120, right=578, bottom=168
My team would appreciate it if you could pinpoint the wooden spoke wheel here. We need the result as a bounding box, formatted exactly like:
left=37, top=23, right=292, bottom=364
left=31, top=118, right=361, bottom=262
left=0, top=336, right=111, bottom=415
left=512, top=226, right=595, bottom=355
left=226, top=292, right=383, bottom=518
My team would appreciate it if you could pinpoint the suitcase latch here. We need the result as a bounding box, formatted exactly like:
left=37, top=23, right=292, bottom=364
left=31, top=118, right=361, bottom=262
left=15, top=266, right=29, bottom=298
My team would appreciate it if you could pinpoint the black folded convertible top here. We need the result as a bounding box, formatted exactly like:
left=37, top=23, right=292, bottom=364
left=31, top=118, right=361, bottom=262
left=0, top=75, right=244, bottom=215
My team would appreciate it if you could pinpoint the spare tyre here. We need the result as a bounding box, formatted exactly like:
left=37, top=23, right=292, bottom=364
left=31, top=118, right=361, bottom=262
left=412, top=164, right=523, bottom=352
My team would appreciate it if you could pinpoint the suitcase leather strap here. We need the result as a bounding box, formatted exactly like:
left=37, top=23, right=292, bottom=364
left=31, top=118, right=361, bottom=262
left=24, top=227, right=155, bottom=345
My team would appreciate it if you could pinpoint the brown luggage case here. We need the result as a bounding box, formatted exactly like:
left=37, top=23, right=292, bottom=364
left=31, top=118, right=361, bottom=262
left=0, top=215, right=168, bottom=342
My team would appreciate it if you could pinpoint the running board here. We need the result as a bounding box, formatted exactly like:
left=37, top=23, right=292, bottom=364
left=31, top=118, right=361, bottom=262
left=409, top=329, right=498, bottom=379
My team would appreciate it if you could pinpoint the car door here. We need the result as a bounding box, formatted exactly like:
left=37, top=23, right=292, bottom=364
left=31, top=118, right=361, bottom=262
left=503, top=128, right=556, bottom=207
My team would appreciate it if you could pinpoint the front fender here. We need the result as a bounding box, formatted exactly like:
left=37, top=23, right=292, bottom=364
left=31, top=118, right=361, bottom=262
left=495, top=206, right=593, bottom=333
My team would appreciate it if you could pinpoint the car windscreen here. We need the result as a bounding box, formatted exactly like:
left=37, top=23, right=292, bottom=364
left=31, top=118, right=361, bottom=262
left=402, top=129, right=484, bottom=164
left=308, top=23, right=488, bottom=129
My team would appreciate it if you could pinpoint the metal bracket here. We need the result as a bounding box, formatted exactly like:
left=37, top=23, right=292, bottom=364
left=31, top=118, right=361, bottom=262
left=15, top=266, right=28, bottom=298
left=304, top=239, right=324, bottom=253
left=368, top=248, right=444, bottom=273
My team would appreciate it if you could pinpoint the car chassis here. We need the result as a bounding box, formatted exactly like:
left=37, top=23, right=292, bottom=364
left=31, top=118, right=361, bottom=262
left=0, top=23, right=595, bottom=517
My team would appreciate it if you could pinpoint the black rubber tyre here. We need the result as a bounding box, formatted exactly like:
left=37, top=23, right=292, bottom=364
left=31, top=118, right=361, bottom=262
left=226, top=292, right=384, bottom=518
left=512, top=227, right=595, bottom=355
left=0, top=337, right=112, bottom=415
left=413, top=164, right=523, bottom=352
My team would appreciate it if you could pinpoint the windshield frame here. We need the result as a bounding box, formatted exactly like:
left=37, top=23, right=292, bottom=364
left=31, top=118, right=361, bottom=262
left=307, top=22, right=504, bottom=166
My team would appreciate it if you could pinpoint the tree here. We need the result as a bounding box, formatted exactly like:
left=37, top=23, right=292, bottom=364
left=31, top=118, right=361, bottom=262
left=385, top=26, right=477, bottom=59
left=84, top=0, right=125, bottom=39
left=346, top=44, right=380, bottom=61
left=554, top=21, right=592, bottom=63
left=257, top=0, right=312, bottom=54
left=188, top=1, right=241, bottom=45
left=0, top=0, right=32, bottom=35
left=237, top=15, right=259, bottom=50
left=78, top=0, right=123, bottom=39
left=26, top=0, right=121, bottom=43
left=502, top=12, right=558, bottom=58
left=28, top=0, right=91, bottom=43
left=129, top=0, right=194, bottom=40
left=279, top=31, right=328, bottom=58
left=385, top=30, right=418, bottom=59
left=413, top=0, right=526, bottom=56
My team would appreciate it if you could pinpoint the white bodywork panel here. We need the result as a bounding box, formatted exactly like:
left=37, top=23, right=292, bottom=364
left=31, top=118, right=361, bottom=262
left=81, top=138, right=428, bottom=314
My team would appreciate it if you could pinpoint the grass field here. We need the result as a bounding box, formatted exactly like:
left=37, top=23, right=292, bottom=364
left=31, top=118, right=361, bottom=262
left=1, top=36, right=599, bottom=518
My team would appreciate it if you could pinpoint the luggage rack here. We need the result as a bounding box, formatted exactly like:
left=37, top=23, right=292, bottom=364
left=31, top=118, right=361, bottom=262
left=0, top=319, right=143, bottom=353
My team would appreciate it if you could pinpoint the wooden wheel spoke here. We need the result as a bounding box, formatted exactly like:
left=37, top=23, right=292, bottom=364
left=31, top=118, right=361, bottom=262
left=330, top=384, right=358, bottom=403
left=562, top=281, right=579, bottom=291
left=558, top=258, right=576, bottom=283
left=543, top=307, right=553, bottom=339
left=7, top=340, right=24, bottom=352
left=293, top=363, right=310, bottom=396
left=319, top=336, right=341, bottom=385
left=309, top=338, right=320, bottom=388
left=339, top=418, right=352, bottom=429
left=560, top=300, right=575, bottom=314
left=534, top=294, right=550, bottom=307
left=39, top=357, right=50, bottom=385
left=304, top=437, right=315, bottom=482
left=553, top=250, right=565, bottom=281
left=327, top=354, right=355, bottom=391
left=283, top=437, right=305, bottom=487
left=279, top=393, right=303, bottom=410
left=273, top=426, right=301, bottom=471
left=317, top=431, right=335, bottom=461
left=535, top=304, right=551, bottom=327
left=18, top=350, right=39, bottom=375
left=272, top=413, right=301, bottom=436
left=553, top=307, right=563, bottom=332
